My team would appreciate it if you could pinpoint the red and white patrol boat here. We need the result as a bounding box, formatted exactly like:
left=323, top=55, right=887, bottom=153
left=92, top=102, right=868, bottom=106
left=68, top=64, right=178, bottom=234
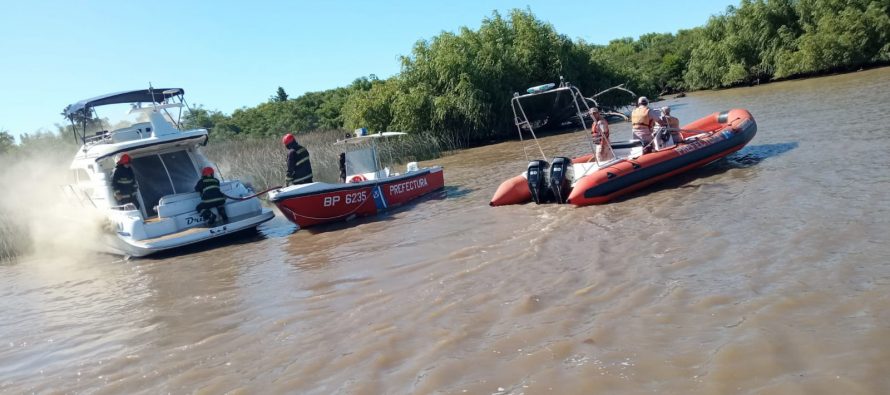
left=268, top=132, right=445, bottom=228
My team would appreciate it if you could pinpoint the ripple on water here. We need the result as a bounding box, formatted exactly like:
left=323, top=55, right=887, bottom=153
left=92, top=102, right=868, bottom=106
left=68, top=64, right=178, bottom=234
left=3, top=68, right=890, bottom=393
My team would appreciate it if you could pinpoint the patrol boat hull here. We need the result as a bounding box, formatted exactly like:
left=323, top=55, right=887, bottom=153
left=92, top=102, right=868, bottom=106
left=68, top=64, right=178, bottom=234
left=269, top=167, right=445, bottom=228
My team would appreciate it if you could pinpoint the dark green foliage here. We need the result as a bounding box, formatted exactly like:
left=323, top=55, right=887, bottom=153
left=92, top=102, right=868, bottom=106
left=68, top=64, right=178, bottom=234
left=170, top=2, right=890, bottom=145
left=345, top=10, right=624, bottom=145
left=188, top=77, right=377, bottom=140
left=11, top=129, right=78, bottom=157
left=591, top=29, right=702, bottom=97
left=272, top=86, right=289, bottom=102
left=182, top=105, right=241, bottom=138
left=686, top=0, right=890, bottom=89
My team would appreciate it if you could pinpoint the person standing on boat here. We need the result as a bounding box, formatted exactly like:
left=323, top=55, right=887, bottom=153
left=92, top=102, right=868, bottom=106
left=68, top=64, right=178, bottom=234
left=338, top=152, right=347, bottom=183
left=283, top=133, right=313, bottom=185
left=661, top=106, right=682, bottom=144
left=195, top=167, right=228, bottom=225
left=111, top=153, right=139, bottom=209
left=589, top=108, right=614, bottom=162
left=631, top=97, right=660, bottom=153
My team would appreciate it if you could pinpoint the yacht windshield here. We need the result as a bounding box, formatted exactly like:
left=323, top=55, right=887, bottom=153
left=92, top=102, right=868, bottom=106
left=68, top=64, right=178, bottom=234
left=80, top=103, right=180, bottom=139
left=131, top=150, right=199, bottom=217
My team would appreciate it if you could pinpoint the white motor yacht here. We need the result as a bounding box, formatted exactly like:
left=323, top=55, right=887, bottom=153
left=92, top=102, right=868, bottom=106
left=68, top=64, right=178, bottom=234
left=62, top=88, right=274, bottom=257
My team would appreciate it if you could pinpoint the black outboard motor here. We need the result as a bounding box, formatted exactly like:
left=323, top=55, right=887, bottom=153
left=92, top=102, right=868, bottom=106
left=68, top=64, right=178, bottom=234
left=527, top=159, right=550, bottom=204
left=549, top=157, right=572, bottom=204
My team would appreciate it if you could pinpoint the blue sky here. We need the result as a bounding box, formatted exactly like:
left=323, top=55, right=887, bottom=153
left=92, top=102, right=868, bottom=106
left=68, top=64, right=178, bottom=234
left=1, top=0, right=734, bottom=141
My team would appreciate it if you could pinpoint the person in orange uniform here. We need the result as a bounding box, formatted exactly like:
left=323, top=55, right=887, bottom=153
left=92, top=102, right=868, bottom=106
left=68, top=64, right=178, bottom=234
left=661, top=106, right=682, bottom=144
left=589, top=108, right=614, bottom=162
left=631, top=96, right=660, bottom=153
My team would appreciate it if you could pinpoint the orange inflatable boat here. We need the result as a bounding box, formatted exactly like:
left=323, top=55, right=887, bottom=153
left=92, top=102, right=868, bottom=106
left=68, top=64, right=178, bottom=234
left=491, top=109, right=758, bottom=206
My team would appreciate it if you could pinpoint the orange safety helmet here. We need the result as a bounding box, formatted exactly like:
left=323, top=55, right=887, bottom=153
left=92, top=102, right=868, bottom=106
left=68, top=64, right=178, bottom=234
left=282, top=133, right=296, bottom=146
left=118, top=153, right=131, bottom=165
left=202, top=167, right=214, bottom=176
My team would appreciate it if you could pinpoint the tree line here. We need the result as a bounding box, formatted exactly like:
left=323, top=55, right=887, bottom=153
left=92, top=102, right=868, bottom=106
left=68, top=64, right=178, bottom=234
left=4, top=0, right=888, bottom=152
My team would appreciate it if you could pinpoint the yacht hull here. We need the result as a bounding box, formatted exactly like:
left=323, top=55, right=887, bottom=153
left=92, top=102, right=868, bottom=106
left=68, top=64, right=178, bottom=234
left=108, top=209, right=274, bottom=257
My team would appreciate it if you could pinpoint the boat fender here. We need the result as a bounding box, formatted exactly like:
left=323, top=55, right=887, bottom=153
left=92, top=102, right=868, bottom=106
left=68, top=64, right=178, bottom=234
left=349, top=175, right=367, bottom=183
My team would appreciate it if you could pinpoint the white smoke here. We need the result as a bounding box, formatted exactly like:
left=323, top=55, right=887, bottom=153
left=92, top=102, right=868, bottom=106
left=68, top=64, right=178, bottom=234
left=0, top=149, right=108, bottom=261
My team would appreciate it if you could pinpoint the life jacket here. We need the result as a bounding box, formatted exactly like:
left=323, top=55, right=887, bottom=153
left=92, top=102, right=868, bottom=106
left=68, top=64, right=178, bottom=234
left=196, top=176, right=226, bottom=205
left=666, top=116, right=680, bottom=130
left=631, top=106, right=653, bottom=131
left=591, top=119, right=610, bottom=145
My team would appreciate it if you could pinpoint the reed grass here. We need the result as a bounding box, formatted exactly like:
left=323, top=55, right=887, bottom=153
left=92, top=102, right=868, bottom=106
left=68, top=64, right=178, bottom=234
left=0, top=152, right=36, bottom=262
left=0, top=210, right=29, bottom=262
left=202, top=130, right=457, bottom=192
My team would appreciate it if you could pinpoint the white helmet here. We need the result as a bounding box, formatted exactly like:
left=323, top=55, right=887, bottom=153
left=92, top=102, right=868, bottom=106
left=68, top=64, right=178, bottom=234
left=638, top=96, right=649, bottom=105
left=661, top=106, right=670, bottom=115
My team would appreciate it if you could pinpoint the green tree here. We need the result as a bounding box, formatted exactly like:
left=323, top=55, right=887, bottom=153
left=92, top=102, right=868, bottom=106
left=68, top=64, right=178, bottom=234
left=683, top=0, right=888, bottom=89
left=0, top=131, right=14, bottom=154
left=344, top=9, right=620, bottom=145
left=591, top=32, right=694, bottom=96
left=272, top=86, right=289, bottom=102
left=17, top=130, right=77, bottom=156
left=343, top=79, right=397, bottom=132
left=776, top=0, right=890, bottom=77
left=182, top=105, right=241, bottom=138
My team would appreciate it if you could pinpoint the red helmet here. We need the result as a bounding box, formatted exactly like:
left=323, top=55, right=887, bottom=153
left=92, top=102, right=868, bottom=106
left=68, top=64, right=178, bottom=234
left=202, top=167, right=214, bottom=176
left=282, top=133, right=296, bottom=146
left=118, top=154, right=131, bottom=165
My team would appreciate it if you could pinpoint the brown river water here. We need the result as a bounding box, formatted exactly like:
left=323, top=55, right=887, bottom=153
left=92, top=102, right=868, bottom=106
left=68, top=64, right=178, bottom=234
left=3, top=68, right=890, bottom=394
